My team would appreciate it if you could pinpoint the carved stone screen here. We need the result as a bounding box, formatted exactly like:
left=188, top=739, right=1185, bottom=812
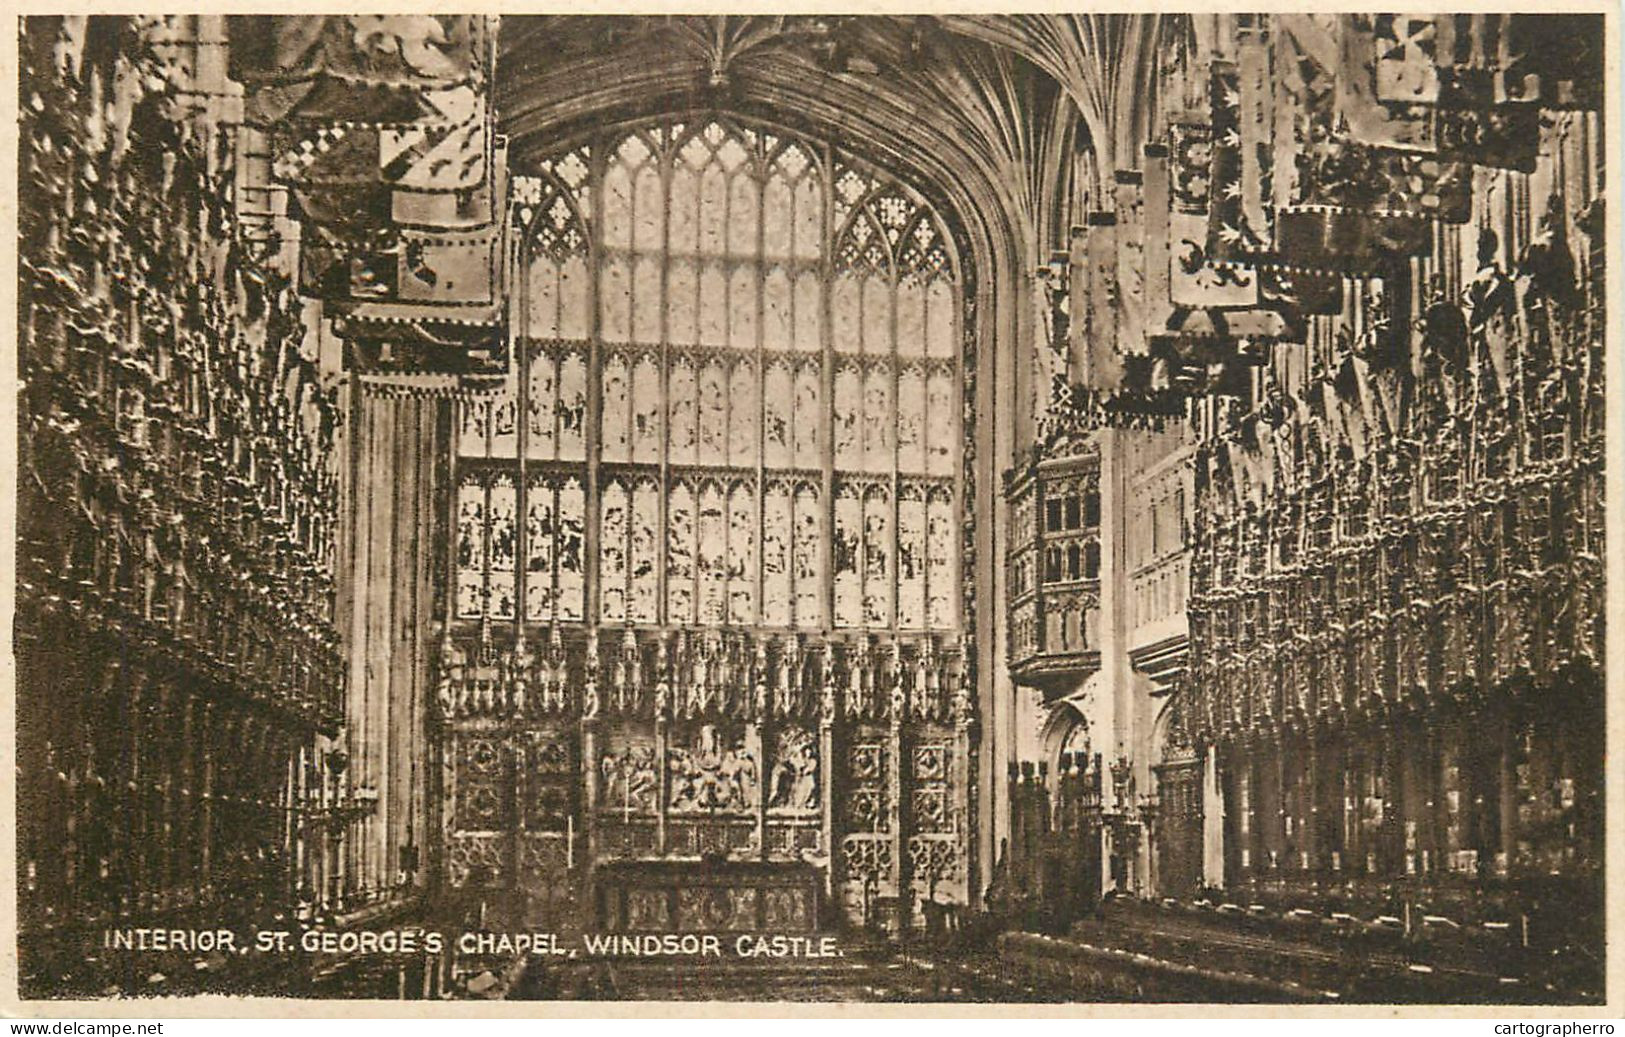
left=438, top=117, right=977, bottom=932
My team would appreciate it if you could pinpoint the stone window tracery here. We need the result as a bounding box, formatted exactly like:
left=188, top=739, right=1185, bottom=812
left=457, top=118, right=963, bottom=634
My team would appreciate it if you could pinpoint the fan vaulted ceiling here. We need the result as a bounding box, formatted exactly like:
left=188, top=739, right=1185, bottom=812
left=497, top=15, right=1187, bottom=263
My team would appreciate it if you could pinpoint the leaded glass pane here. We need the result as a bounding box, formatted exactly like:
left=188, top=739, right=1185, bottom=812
left=667, top=483, right=696, bottom=622
left=863, top=365, right=893, bottom=472
left=833, top=273, right=861, bottom=353
left=728, top=174, right=760, bottom=258
left=763, top=361, right=792, bottom=468
left=926, top=369, right=954, bottom=476
left=601, top=256, right=631, bottom=343
left=792, top=175, right=822, bottom=261
left=698, top=360, right=727, bottom=465
left=793, top=271, right=821, bottom=352
left=489, top=476, right=517, bottom=619
left=898, top=366, right=926, bottom=473
left=559, top=255, right=590, bottom=340
left=898, top=488, right=927, bottom=628
left=458, top=397, right=490, bottom=458
left=727, top=482, right=757, bottom=624
left=834, top=485, right=862, bottom=628
left=763, top=268, right=792, bottom=351
left=632, top=355, right=662, bottom=464
left=527, top=349, right=557, bottom=459
left=863, top=486, right=892, bottom=626
left=600, top=482, right=629, bottom=622
left=558, top=480, right=585, bottom=621
left=793, top=485, right=822, bottom=628
left=794, top=361, right=820, bottom=468
left=833, top=364, right=861, bottom=467
left=927, top=279, right=955, bottom=358
left=762, top=486, right=791, bottom=627
left=895, top=278, right=925, bottom=358
left=558, top=351, right=587, bottom=460
left=763, top=177, right=793, bottom=260
left=491, top=379, right=518, bottom=458
left=602, top=161, right=632, bottom=251
left=862, top=276, right=892, bottom=356
left=456, top=478, right=485, bottom=618
left=927, top=488, right=955, bottom=628
left=667, top=258, right=698, bottom=346
left=601, top=353, right=631, bottom=462
left=528, top=258, right=559, bottom=339
left=632, top=254, right=662, bottom=344
left=699, top=165, right=727, bottom=256
left=698, top=484, right=727, bottom=624
left=728, top=264, right=757, bottom=349
left=525, top=480, right=555, bottom=622
left=669, top=164, right=699, bottom=255
left=629, top=481, right=660, bottom=623
left=634, top=164, right=664, bottom=253
left=668, top=359, right=697, bottom=464
left=699, top=263, right=727, bottom=347
left=728, top=359, right=758, bottom=467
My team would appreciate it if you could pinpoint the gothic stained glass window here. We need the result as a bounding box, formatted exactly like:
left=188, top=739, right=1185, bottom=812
left=455, top=120, right=963, bottom=637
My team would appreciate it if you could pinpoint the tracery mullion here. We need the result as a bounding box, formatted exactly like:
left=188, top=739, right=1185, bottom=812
left=585, top=139, right=608, bottom=629
left=819, top=140, right=837, bottom=637
left=889, top=218, right=902, bottom=636
left=656, top=134, right=677, bottom=626
left=946, top=270, right=965, bottom=632
left=514, top=231, right=529, bottom=631
left=656, top=130, right=673, bottom=629
left=754, top=141, right=768, bottom=631
left=719, top=145, right=736, bottom=627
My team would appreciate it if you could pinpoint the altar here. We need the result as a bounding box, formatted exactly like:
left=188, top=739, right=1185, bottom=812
left=436, top=629, right=977, bottom=936
left=594, top=858, right=822, bottom=933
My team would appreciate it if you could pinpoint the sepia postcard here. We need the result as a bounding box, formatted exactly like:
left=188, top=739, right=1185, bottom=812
left=6, top=5, right=1622, bottom=1017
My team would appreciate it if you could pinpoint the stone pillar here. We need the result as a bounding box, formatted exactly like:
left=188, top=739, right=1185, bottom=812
left=228, top=14, right=504, bottom=914
left=1201, top=744, right=1224, bottom=888
left=1497, top=712, right=1517, bottom=879
left=820, top=662, right=838, bottom=906
left=1302, top=731, right=1319, bottom=878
